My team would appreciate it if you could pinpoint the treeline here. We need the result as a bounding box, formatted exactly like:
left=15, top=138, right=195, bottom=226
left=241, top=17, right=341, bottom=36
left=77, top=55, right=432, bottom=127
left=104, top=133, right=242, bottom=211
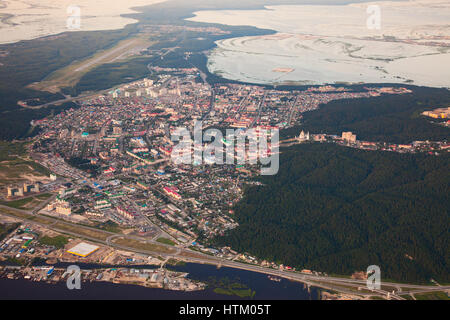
left=213, top=143, right=450, bottom=283
left=292, top=86, right=450, bottom=143
left=0, top=25, right=137, bottom=111
left=0, top=102, right=78, bottom=140
left=0, top=26, right=137, bottom=140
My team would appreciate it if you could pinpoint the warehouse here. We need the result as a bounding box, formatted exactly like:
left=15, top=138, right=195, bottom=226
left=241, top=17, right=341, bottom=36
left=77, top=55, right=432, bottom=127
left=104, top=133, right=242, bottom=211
left=67, top=242, right=99, bottom=257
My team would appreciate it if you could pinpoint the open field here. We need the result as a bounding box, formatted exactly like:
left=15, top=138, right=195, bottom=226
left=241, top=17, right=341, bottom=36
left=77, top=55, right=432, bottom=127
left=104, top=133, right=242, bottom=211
left=51, top=222, right=111, bottom=242
left=0, top=192, right=53, bottom=210
left=0, top=141, right=27, bottom=161
left=112, top=237, right=177, bottom=254
left=414, top=291, right=450, bottom=300
left=0, top=141, right=51, bottom=187
left=0, top=196, right=40, bottom=210
left=28, top=35, right=154, bottom=93
left=156, top=237, right=176, bottom=246
left=31, top=215, right=56, bottom=225
left=0, top=159, right=50, bottom=185
left=0, top=207, right=31, bottom=220
left=0, top=207, right=112, bottom=243
left=38, top=235, right=69, bottom=249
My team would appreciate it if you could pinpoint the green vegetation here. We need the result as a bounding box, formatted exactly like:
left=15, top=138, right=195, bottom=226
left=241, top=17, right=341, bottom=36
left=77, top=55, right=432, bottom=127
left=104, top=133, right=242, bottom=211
left=414, top=291, right=450, bottom=300
left=0, top=197, right=35, bottom=210
left=75, top=57, right=152, bottom=94
left=156, top=237, right=176, bottom=246
left=0, top=157, right=51, bottom=186
left=214, top=143, right=450, bottom=283
left=95, top=221, right=121, bottom=233
left=166, top=258, right=186, bottom=266
left=0, top=142, right=48, bottom=186
left=0, top=141, right=27, bottom=161
left=286, top=86, right=450, bottom=143
left=35, top=193, right=53, bottom=200
left=112, top=237, right=177, bottom=254
left=38, top=235, right=68, bottom=249
left=5, top=257, right=27, bottom=266
left=0, top=207, right=32, bottom=220
left=52, top=222, right=110, bottom=242
left=0, top=25, right=137, bottom=140
left=0, top=223, right=20, bottom=242
left=207, top=277, right=256, bottom=299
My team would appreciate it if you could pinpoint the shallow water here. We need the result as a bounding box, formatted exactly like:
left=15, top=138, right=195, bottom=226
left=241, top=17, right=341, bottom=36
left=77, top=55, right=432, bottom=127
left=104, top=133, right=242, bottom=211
left=188, top=1, right=450, bottom=87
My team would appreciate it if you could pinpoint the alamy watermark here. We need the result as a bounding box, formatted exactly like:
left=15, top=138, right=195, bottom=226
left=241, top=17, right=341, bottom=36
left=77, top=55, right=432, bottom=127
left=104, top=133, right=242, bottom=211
left=171, top=121, right=279, bottom=175
left=67, top=5, right=81, bottom=30
left=366, top=5, right=381, bottom=30
left=366, top=265, right=381, bottom=290
left=66, top=265, right=81, bottom=290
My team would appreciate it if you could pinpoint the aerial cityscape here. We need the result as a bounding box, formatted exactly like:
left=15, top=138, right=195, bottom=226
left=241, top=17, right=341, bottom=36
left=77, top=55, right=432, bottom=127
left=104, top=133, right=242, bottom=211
left=0, top=0, right=448, bottom=310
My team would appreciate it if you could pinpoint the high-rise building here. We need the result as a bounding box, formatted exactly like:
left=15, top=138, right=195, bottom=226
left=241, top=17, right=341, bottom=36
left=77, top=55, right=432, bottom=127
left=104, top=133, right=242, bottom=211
left=342, top=131, right=357, bottom=143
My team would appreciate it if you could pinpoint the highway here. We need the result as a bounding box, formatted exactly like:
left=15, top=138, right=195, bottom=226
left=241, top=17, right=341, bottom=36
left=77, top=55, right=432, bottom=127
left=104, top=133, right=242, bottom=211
left=1, top=204, right=448, bottom=300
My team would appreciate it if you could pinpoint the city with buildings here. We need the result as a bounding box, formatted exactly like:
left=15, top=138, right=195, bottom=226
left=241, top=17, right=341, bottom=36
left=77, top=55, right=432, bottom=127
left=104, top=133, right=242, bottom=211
left=24, top=71, right=422, bottom=250
left=0, top=67, right=448, bottom=301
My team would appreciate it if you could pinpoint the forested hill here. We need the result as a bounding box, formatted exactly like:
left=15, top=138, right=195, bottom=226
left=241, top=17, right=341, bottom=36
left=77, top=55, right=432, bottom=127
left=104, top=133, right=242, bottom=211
left=214, top=143, right=450, bottom=283
left=285, top=86, right=450, bottom=144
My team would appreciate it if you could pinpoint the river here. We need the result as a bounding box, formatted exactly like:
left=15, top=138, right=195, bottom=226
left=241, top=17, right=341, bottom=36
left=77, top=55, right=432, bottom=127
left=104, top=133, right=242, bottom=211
left=0, top=262, right=320, bottom=300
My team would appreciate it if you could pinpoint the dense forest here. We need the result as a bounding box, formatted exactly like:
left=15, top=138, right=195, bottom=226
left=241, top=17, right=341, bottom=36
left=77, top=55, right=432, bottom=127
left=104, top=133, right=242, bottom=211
left=286, top=86, right=450, bottom=144
left=0, top=102, right=78, bottom=141
left=214, top=143, right=450, bottom=283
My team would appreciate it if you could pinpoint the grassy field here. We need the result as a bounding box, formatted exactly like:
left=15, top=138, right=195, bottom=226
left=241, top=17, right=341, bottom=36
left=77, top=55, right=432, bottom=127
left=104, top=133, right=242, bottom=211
left=112, top=237, right=177, bottom=254
left=0, top=141, right=27, bottom=161
left=0, top=192, right=53, bottom=210
left=0, top=197, right=36, bottom=209
left=39, top=235, right=68, bottom=249
left=0, top=207, right=33, bottom=220
left=0, top=222, right=20, bottom=242
left=0, top=141, right=51, bottom=187
left=31, top=215, right=56, bottom=225
left=52, top=222, right=110, bottom=242
left=414, top=291, right=450, bottom=300
left=156, top=237, right=176, bottom=246
left=0, top=205, right=180, bottom=257
left=94, top=221, right=123, bottom=233
left=35, top=193, right=53, bottom=200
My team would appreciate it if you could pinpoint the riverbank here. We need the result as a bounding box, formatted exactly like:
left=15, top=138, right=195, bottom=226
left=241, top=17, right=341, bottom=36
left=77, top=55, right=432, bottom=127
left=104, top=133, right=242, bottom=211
left=0, top=261, right=320, bottom=300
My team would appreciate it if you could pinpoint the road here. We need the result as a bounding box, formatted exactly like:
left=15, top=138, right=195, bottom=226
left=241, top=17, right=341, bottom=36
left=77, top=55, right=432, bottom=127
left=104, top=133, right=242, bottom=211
left=1, top=204, right=448, bottom=300
left=22, top=90, right=106, bottom=109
